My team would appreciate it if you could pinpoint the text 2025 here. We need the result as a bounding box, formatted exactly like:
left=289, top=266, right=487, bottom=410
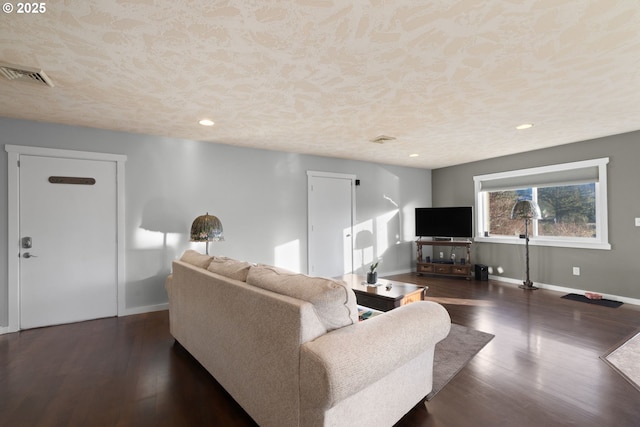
left=17, top=2, right=46, bottom=13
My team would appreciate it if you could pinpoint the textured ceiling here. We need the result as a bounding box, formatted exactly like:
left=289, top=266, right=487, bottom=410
left=1, top=0, right=639, bottom=169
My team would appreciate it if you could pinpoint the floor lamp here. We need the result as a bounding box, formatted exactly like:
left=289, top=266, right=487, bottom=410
left=510, top=200, right=542, bottom=290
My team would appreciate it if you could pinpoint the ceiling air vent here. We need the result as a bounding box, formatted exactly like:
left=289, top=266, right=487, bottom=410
left=0, top=62, right=54, bottom=87
left=369, top=135, right=396, bottom=144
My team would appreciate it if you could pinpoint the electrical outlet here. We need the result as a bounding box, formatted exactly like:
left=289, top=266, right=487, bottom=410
left=636, top=217, right=640, bottom=227
left=439, top=252, right=444, bottom=258
left=573, top=267, right=580, bottom=276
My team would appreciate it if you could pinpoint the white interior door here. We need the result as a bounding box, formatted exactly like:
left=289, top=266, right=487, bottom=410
left=19, top=155, right=118, bottom=329
left=308, top=172, right=355, bottom=278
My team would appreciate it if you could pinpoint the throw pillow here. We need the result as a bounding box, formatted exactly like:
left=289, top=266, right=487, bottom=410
left=246, top=265, right=358, bottom=332
left=207, top=256, right=252, bottom=282
left=180, top=250, right=213, bottom=269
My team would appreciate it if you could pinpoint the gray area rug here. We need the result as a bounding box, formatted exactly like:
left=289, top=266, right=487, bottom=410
left=427, top=323, right=494, bottom=400
left=601, top=330, right=640, bottom=392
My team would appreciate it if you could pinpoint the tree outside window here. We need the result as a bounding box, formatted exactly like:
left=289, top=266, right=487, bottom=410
left=486, top=183, right=596, bottom=239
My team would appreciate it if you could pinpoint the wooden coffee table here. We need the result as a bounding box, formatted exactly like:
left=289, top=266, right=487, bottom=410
left=340, top=274, right=427, bottom=312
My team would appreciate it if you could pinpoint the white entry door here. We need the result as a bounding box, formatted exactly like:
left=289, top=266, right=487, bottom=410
left=19, top=155, right=118, bottom=329
left=307, top=171, right=355, bottom=278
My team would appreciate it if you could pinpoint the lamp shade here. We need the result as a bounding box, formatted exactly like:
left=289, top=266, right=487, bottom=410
left=190, top=212, right=224, bottom=242
left=510, top=200, right=542, bottom=220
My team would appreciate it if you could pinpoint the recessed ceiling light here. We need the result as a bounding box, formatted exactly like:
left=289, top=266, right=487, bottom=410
left=199, top=119, right=215, bottom=126
left=516, top=123, right=533, bottom=130
left=409, top=153, right=419, bottom=158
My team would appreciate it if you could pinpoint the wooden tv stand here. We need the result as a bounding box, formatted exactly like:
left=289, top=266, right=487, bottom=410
left=416, top=239, right=472, bottom=280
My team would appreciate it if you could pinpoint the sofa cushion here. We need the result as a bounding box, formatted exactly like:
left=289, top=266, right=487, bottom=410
left=207, top=256, right=252, bottom=281
left=246, top=265, right=358, bottom=331
left=180, top=250, right=213, bottom=269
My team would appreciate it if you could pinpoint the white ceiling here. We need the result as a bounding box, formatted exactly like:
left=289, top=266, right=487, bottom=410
left=1, top=1, right=639, bottom=169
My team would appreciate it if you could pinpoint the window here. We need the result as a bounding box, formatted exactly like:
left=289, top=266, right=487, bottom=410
left=473, top=158, right=610, bottom=249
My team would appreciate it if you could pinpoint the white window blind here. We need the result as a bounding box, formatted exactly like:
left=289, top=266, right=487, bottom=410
left=476, top=158, right=607, bottom=192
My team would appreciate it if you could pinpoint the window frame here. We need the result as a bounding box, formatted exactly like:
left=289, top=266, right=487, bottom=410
left=473, top=158, right=611, bottom=250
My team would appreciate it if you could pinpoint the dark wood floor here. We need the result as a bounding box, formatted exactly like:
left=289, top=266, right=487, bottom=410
left=1, top=274, right=639, bottom=427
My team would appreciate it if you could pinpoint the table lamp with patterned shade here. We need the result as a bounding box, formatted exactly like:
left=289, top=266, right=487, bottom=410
left=190, top=212, right=224, bottom=255
left=510, top=200, right=542, bottom=290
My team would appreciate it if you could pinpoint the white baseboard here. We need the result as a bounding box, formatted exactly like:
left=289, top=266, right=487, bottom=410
left=383, top=269, right=640, bottom=307
left=489, top=275, right=640, bottom=306
left=0, top=325, right=20, bottom=335
left=5, top=274, right=636, bottom=335
left=121, top=303, right=168, bottom=317
left=0, top=304, right=169, bottom=335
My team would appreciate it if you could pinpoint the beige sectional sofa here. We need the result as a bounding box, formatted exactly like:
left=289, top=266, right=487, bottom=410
left=166, top=250, right=451, bottom=427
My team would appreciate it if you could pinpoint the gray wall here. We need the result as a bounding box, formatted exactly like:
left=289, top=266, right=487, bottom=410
left=0, top=117, right=431, bottom=327
left=432, top=131, right=640, bottom=300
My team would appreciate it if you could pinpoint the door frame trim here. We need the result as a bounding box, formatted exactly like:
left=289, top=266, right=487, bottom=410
left=306, top=170, right=356, bottom=276
left=4, top=145, right=127, bottom=333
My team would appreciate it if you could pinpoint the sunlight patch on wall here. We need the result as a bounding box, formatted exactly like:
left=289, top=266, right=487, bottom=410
left=275, top=239, right=300, bottom=273
left=351, top=209, right=402, bottom=274
left=376, top=209, right=400, bottom=256
left=353, top=219, right=374, bottom=273
left=134, top=228, right=180, bottom=250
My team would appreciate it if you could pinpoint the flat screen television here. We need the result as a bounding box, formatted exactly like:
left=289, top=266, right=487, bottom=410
left=415, top=206, right=473, bottom=238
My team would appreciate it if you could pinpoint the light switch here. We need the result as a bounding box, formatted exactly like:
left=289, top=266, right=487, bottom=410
left=636, top=217, right=640, bottom=227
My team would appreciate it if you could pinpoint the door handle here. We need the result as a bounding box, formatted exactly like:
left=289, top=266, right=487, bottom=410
left=23, top=252, right=38, bottom=259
